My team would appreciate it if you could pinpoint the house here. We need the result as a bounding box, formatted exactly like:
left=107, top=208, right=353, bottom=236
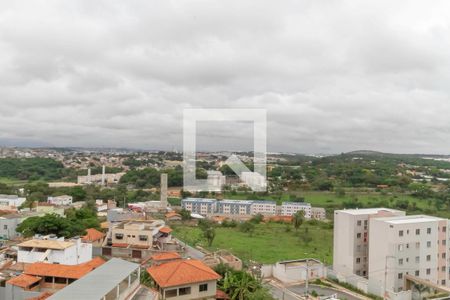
left=81, top=228, right=105, bottom=247
left=47, top=258, right=141, bottom=300
left=47, top=195, right=72, bottom=206
left=202, top=250, right=242, bottom=270
left=17, top=236, right=92, bottom=265
left=5, top=257, right=105, bottom=298
left=0, top=195, right=26, bottom=209
left=262, top=258, right=326, bottom=284
left=0, top=211, right=57, bottom=240
left=147, top=259, right=221, bottom=300
left=103, top=220, right=181, bottom=261
left=165, top=212, right=182, bottom=222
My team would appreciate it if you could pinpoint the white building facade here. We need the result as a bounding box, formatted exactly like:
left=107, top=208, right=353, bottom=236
left=281, top=202, right=312, bottom=218
left=47, top=195, right=73, bottom=205
left=17, top=236, right=92, bottom=265
left=0, top=195, right=26, bottom=208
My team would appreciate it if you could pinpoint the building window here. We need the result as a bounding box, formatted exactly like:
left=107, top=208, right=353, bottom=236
left=357, top=233, right=361, bottom=238
left=398, top=258, right=403, bottom=265
left=398, top=273, right=403, bottom=279
left=356, top=258, right=361, bottom=264
left=426, top=268, right=431, bottom=275
left=165, top=289, right=177, bottom=298
left=415, top=242, right=420, bottom=249
left=398, top=244, right=403, bottom=252
left=199, top=283, right=208, bottom=292
left=115, top=233, right=124, bottom=240
left=139, top=235, right=148, bottom=241
left=179, top=287, right=191, bottom=295
left=443, top=240, right=447, bottom=246
left=443, top=253, right=446, bottom=259
left=357, top=220, right=362, bottom=226
left=427, top=228, right=431, bottom=234
left=427, top=255, right=431, bottom=261
left=416, top=229, right=420, bottom=235
left=399, top=230, right=404, bottom=237
left=443, top=226, right=447, bottom=232
left=427, top=241, right=431, bottom=248
left=415, top=256, right=420, bottom=263
left=3, top=225, right=7, bottom=230
left=415, top=270, right=420, bottom=276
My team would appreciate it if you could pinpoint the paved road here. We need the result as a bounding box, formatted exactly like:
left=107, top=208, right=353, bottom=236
left=174, top=238, right=205, bottom=259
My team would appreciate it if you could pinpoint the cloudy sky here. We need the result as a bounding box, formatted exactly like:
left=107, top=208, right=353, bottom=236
left=1, top=1, right=450, bottom=154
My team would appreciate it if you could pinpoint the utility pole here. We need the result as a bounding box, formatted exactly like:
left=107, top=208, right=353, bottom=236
left=305, top=258, right=309, bottom=298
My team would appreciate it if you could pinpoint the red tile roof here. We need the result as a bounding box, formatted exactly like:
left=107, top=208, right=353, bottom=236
left=82, top=228, right=105, bottom=242
left=151, top=252, right=181, bottom=261
left=24, top=257, right=105, bottom=279
left=159, top=226, right=172, bottom=234
left=147, top=259, right=221, bottom=288
left=7, top=274, right=41, bottom=288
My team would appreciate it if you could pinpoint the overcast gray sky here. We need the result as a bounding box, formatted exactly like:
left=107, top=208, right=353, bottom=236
left=1, top=0, right=450, bottom=154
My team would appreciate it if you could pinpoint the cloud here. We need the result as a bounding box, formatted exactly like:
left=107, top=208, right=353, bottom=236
left=1, top=0, right=450, bottom=153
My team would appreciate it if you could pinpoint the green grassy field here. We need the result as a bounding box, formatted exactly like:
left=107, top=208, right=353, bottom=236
left=173, top=221, right=333, bottom=264
left=0, top=177, right=27, bottom=185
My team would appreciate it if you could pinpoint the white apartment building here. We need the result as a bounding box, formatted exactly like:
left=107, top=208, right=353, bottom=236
left=206, top=171, right=226, bottom=190
left=281, top=202, right=312, bottom=218
left=250, top=200, right=277, bottom=215
left=17, top=236, right=92, bottom=265
left=368, top=215, right=450, bottom=295
left=311, top=207, right=326, bottom=220
left=0, top=194, right=26, bottom=208
left=333, top=208, right=405, bottom=277
left=47, top=195, right=73, bottom=205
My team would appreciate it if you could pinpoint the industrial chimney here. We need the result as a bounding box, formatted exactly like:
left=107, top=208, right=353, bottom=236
left=87, top=168, right=91, bottom=184
left=160, top=173, right=168, bottom=209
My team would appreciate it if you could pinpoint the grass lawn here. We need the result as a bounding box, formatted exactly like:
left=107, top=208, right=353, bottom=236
left=173, top=221, right=333, bottom=265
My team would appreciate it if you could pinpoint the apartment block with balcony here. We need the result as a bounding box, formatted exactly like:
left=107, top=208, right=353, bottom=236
left=250, top=200, right=277, bottom=215
left=216, top=200, right=252, bottom=215
left=181, top=198, right=217, bottom=216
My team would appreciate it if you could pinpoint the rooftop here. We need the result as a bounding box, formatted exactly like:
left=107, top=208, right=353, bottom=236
left=147, top=259, right=220, bottom=288
left=47, top=258, right=139, bottom=300
left=151, top=252, right=181, bottom=261
left=25, top=257, right=105, bottom=279
left=7, top=273, right=41, bottom=288
left=18, top=239, right=74, bottom=250
left=82, top=228, right=105, bottom=242
left=335, top=207, right=403, bottom=215
left=376, top=215, right=444, bottom=225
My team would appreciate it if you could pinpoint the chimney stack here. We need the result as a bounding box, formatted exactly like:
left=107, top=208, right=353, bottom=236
left=87, top=168, right=91, bottom=184
left=101, top=165, right=106, bottom=186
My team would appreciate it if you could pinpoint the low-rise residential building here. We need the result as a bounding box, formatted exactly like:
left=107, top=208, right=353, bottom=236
left=0, top=211, right=59, bottom=240
left=181, top=198, right=217, bottom=215
left=216, top=200, right=252, bottom=215
left=110, top=220, right=165, bottom=249
left=281, top=202, right=312, bottom=218
left=311, top=207, right=326, bottom=220
left=0, top=195, right=26, bottom=209
left=107, top=208, right=144, bottom=223
left=17, top=236, right=92, bottom=265
left=147, top=259, right=221, bottom=300
left=250, top=200, right=276, bottom=215
left=262, top=258, right=326, bottom=284
left=47, top=195, right=72, bottom=206
left=47, top=258, right=141, bottom=300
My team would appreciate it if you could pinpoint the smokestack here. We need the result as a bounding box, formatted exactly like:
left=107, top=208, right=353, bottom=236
left=87, top=168, right=91, bottom=184
left=101, top=165, right=106, bottom=186
left=160, top=173, right=168, bottom=209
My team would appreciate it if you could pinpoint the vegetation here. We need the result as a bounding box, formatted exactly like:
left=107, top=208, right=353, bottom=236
left=173, top=221, right=333, bottom=264
left=0, top=158, right=69, bottom=181
left=16, top=207, right=99, bottom=238
left=214, top=264, right=274, bottom=300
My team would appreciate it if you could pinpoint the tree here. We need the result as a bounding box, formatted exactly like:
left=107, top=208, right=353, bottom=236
left=412, top=283, right=430, bottom=300
left=220, top=270, right=273, bottom=300
left=204, top=227, right=216, bottom=247
left=292, top=211, right=305, bottom=231
left=179, top=209, right=191, bottom=221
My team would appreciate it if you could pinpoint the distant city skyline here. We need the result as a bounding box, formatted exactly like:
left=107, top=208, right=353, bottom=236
left=2, top=1, right=450, bottom=154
